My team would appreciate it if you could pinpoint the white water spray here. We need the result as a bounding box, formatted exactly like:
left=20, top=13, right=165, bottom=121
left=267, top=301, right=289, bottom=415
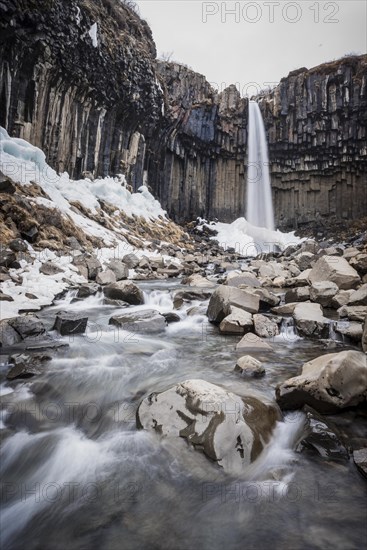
left=247, top=101, right=275, bottom=230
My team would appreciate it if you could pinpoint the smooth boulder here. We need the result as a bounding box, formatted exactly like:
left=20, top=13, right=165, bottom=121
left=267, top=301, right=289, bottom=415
left=137, top=379, right=280, bottom=474
left=253, top=314, right=279, bottom=338
left=103, top=281, right=144, bottom=305
left=234, top=355, right=265, bottom=378
left=276, top=350, right=367, bottom=413
left=109, top=309, right=167, bottom=333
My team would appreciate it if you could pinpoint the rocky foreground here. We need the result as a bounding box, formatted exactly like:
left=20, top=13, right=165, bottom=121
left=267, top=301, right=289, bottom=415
left=1, top=179, right=367, bottom=478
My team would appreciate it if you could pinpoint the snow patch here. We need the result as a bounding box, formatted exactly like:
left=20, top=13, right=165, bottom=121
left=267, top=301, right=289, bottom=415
left=88, top=23, right=98, bottom=48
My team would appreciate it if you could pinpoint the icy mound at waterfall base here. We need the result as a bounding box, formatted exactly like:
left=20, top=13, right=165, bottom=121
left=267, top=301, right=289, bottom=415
left=201, top=217, right=302, bottom=257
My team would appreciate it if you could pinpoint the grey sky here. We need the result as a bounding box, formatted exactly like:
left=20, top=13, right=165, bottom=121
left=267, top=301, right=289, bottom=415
left=135, top=0, right=367, bottom=96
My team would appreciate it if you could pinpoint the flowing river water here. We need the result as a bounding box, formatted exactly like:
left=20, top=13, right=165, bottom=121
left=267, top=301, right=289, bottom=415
left=1, top=280, right=366, bottom=550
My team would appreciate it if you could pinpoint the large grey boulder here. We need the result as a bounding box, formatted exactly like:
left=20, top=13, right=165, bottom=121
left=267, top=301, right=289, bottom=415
left=219, top=306, right=253, bottom=334
left=348, top=285, right=367, bottom=306
left=122, top=253, right=140, bottom=269
left=0, top=319, right=22, bottom=347
left=285, top=287, right=310, bottom=303
left=103, top=281, right=144, bottom=305
left=309, top=256, right=361, bottom=290
left=337, top=305, right=367, bottom=322
left=207, top=286, right=259, bottom=323
left=8, top=315, right=46, bottom=340
left=253, top=314, right=279, bottom=338
left=53, top=312, right=88, bottom=336
left=335, top=321, right=363, bottom=342
left=137, top=379, right=280, bottom=474
left=106, top=260, right=129, bottom=281
left=109, top=309, right=167, bottom=334
left=276, top=350, right=367, bottom=413
left=293, top=302, right=329, bottom=338
left=95, top=269, right=116, bottom=285
left=226, top=272, right=261, bottom=288
left=309, top=281, right=339, bottom=307
left=7, top=353, right=50, bottom=380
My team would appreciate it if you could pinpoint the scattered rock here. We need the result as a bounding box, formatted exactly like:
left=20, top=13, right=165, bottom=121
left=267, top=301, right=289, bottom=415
left=226, top=272, right=261, bottom=288
left=137, top=379, right=280, bottom=474
left=294, top=252, right=316, bottom=271
left=234, top=355, right=265, bottom=378
left=106, top=260, right=129, bottom=281
left=76, top=283, right=99, bottom=298
left=103, top=281, right=144, bottom=305
left=40, top=261, right=64, bottom=276
left=338, top=305, right=367, bottom=322
left=0, top=293, right=13, bottom=301
left=21, top=225, right=38, bottom=243
left=173, top=289, right=211, bottom=309
left=219, top=307, right=253, bottom=334
left=285, top=287, right=310, bottom=303
left=276, top=350, right=367, bottom=413
left=300, top=405, right=349, bottom=461
left=8, top=315, right=46, bottom=340
left=162, top=312, right=181, bottom=323
left=253, top=314, right=279, bottom=338
left=8, top=239, right=28, bottom=253
left=207, top=286, right=259, bottom=323
left=236, top=333, right=273, bottom=352
left=0, top=319, right=22, bottom=347
left=309, top=256, right=361, bottom=290
left=53, top=311, right=88, bottom=336
left=272, top=303, right=298, bottom=315
left=335, top=321, right=363, bottom=342
left=293, top=302, right=329, bottom=338
left=348, top=285, right=367, bottom=306
left=95, top=269, right=116, bottom=285
left=184, top=273, right=215, bottom=287
left=349, top=254, right=367, bottom=276
left=109, top=309, right=167, bottom=333
left=309, top=281, right=339, bottom=307
left=7, top=353, right=51, bottom=380
left=122, top=253, right=140, bottom=269
left=331, top=290, right=354, bottom=309
left=0, top=174, right=16, bottom=194
left=0, top=249, right=16, bottom=268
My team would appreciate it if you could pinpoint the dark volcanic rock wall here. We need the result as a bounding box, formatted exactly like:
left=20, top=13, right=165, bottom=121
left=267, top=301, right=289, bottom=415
left=145, top=62, right=248, bottom=222
left=0, top=1, right=366, bottom=228
left=149, top=56, right=367, bottom=227
left=260, top=57, right=367, bottom=229
left=0, top=0, right=162, bottom=180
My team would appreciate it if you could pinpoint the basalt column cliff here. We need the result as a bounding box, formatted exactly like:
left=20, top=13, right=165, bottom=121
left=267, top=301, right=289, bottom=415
left=0, top=0, right=366, bottom=228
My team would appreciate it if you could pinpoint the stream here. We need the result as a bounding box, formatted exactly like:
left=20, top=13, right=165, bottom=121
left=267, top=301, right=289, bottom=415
left=1, top=279, right=366, bottom=550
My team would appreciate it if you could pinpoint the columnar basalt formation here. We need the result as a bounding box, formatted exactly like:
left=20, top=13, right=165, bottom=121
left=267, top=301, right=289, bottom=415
left=260, top=58, right=367, bottom=229
left=0, top=0, right=162, bottom=181
left=145, top=62, right=248, bottom=222
left=0, top=1, right=366, bottom=228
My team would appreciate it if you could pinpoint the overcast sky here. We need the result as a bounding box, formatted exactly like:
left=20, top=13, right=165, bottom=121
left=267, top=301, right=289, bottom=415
left=135, top=0, right=367, bottom=96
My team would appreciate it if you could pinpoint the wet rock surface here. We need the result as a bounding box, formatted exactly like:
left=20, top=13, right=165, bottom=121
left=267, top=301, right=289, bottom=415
left=137, top=379, right=280, bottom=474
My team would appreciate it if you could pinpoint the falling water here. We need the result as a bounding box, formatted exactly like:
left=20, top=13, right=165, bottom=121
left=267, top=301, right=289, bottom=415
left=247, top=101, right=275, bottom=230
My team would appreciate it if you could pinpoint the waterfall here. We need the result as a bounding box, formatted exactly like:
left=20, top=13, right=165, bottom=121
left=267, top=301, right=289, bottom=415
left=247, top=101, right=275, bottom=230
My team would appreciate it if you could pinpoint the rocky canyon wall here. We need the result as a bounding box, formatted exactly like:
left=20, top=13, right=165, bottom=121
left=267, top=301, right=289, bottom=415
left=0, top=0, right=162, bottom=182
left=0, top=1, right=366, bottom=229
